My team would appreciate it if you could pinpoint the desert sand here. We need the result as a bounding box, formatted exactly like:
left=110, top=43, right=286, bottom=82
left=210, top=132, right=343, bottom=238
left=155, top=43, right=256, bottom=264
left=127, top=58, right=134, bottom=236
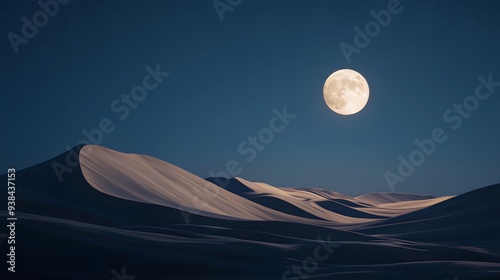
left=1, top=145, right=499, bottom=279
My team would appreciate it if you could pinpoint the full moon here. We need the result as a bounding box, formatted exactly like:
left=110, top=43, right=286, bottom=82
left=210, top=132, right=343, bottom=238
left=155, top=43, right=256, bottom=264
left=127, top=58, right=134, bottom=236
left=323, top=69, right=369, bottom=115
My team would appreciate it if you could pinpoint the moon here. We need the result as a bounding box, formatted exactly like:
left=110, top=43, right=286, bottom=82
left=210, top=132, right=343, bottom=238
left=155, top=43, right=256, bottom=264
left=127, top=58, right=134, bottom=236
left=323, top=69, right=369, bottom=115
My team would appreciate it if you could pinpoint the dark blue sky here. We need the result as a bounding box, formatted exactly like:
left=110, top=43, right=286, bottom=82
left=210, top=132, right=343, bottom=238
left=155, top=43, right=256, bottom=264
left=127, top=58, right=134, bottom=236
left=2, top=0, right=499, bottom=196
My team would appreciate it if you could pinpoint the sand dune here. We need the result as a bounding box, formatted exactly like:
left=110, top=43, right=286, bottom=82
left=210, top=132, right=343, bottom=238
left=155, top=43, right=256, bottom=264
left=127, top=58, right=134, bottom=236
left=1, top=144, right=498, bottom=280
left=355, top=192, right=438, bottom=205
left=80, top=145, right=289, bottom=221
left=82, top=145, right=437, bottom=225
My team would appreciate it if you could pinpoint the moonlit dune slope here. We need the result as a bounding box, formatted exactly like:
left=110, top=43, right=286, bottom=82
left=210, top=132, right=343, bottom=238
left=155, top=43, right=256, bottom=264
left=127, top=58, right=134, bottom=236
left=80, top=145, right=291, bottom=221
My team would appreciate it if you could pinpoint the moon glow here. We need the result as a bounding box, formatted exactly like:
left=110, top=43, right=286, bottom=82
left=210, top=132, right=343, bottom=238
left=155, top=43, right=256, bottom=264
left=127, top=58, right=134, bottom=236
left=323, top=69, right=369, bottom=115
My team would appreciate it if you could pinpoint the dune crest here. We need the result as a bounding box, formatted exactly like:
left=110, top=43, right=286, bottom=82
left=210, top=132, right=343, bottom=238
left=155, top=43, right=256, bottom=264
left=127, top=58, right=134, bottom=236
left=79, top=145, right=292, bottom=221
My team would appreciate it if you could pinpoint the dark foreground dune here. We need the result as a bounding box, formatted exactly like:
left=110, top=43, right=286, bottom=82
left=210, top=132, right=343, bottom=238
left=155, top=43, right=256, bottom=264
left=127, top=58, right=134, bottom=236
left=1, top=145, right=499, bottom=280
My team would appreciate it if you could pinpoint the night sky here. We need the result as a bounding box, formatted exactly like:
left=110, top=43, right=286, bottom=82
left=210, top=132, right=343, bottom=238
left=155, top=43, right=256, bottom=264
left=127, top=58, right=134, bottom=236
left=2, top=0, right=499, bottom=196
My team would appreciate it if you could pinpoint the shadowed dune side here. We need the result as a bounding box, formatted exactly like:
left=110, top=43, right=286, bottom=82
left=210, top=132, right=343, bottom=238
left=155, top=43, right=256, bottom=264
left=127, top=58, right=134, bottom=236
left=204, top=177, right=254, bottom=194
left=316, top=200, right=387, bottom=219
left=364, top=183, right=500, bottom=229
left=329, top=198, right=372, bottom=208
left=247, top=195, right=326, bottom=220
left=358, top=184, right=500, bottom=248
left=3, top=209, right=500, bottom=280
